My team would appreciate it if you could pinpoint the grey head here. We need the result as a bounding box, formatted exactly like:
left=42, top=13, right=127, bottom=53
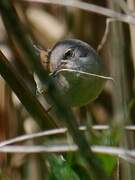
left=49, top=39, right=105, bottom=76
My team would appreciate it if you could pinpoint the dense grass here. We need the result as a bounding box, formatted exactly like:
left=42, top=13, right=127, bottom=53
left=0, top=0, right=135, bottom=179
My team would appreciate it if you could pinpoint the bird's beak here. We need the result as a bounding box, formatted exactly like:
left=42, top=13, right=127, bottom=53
left=59, top=60, right=69, bottom=69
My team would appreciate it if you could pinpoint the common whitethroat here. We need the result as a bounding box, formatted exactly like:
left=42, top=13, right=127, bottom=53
left=34, top=39, right=111, bottom=107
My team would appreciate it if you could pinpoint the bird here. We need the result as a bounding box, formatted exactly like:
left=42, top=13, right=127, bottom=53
left=34, top=39, right=110, bottom=107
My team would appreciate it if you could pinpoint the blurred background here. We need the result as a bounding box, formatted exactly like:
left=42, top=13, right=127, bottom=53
left=0, top=0, right=135, bottom=179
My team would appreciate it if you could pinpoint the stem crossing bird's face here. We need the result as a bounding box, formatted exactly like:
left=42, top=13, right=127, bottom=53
left=35, top=39, right=108, bottom=107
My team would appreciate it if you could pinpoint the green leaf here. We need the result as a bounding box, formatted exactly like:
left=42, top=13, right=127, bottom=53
left=48, top=155, right=80, bottom=180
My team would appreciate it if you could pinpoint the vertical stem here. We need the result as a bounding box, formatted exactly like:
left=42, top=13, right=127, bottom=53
left=107, top=1, right=131, bottom=179
left=127, top=0, right=135, bottom=71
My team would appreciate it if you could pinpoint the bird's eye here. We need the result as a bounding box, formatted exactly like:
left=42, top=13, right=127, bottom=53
left=63, top=48, right=74, bottom=59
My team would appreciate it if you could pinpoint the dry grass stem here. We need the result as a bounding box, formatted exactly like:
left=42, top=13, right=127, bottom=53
left=0, top=125, right=135, bottom=148
left=97, top=18, right=115, bottom=52
left=0, top=145, right=135, bottom=162
left=21, top=0, right=135, bottom=25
